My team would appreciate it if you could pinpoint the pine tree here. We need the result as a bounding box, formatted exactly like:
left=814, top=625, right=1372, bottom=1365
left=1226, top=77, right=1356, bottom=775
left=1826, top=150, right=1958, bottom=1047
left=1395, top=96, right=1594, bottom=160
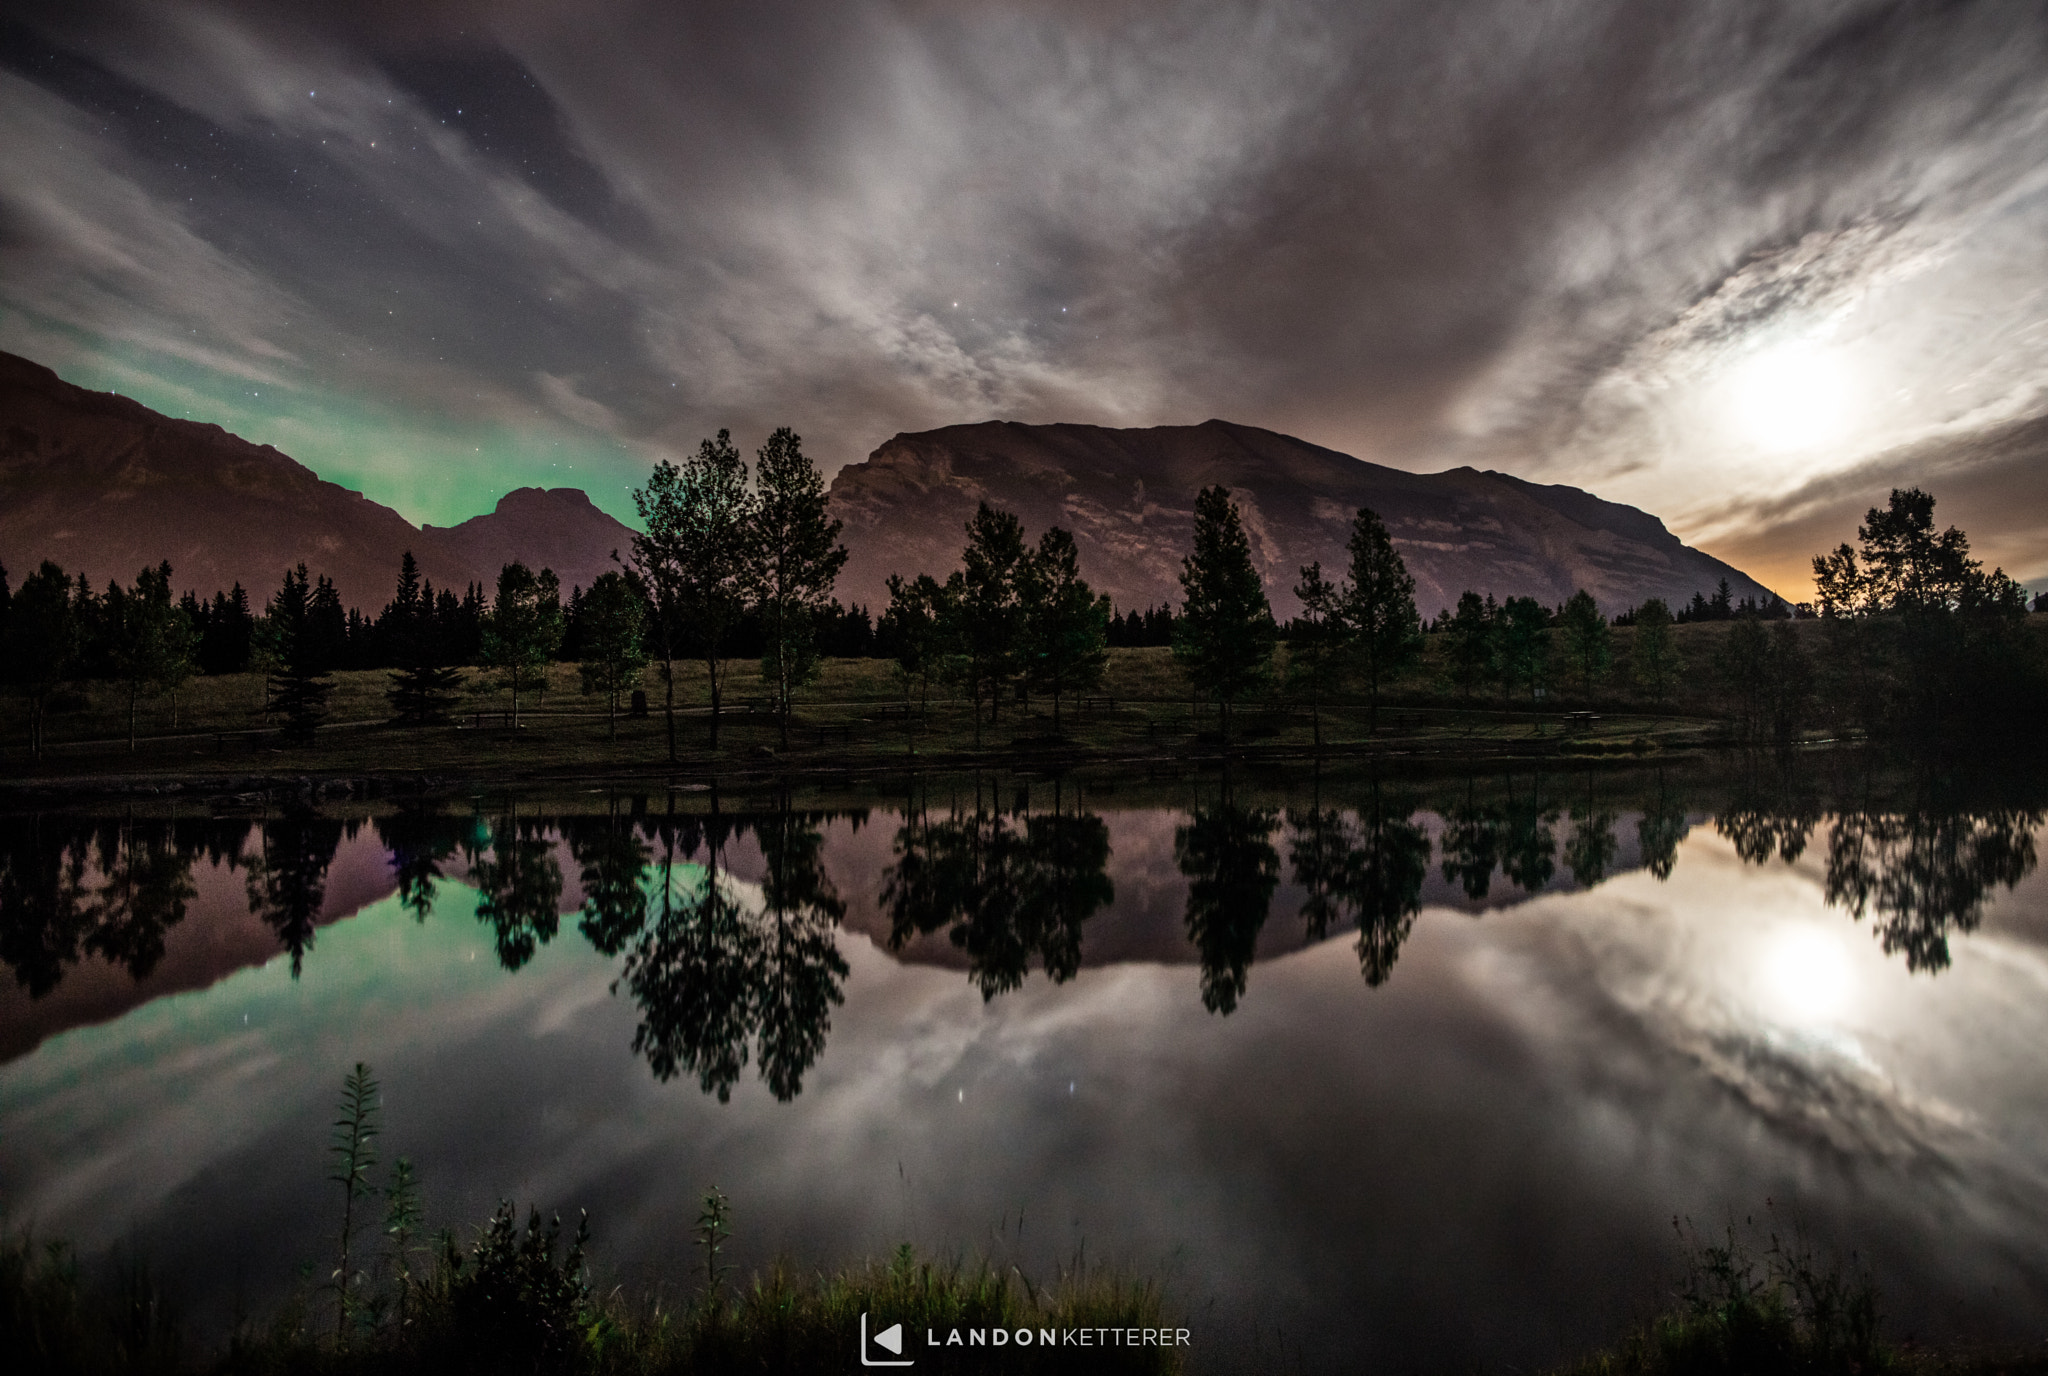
left=383, top=552, right=464, bottom=726
left=1629, top=597, right=1676, bottom=707
left=1020, top=525, right=1110, bottom=734
left=266, top=564, right=335, bottom=744
left=1289, top=561, right=1344, bottom=752
left=1556, top=589, right=1612, bottom=697
left=1444, top=590, right=1496, bottom=703
left=1341, top=507, right=1422, bottom=734
left=955, top=503, right=1029, bottom=742
left=1172, top=486, right=1276, bottom=743
left=2, top=561, right=78, bottom=758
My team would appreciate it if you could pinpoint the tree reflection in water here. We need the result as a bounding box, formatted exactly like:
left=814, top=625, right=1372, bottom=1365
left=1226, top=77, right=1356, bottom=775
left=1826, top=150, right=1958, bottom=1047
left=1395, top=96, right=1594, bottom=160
left=467, top=806, right=565, bottom=971
left=1178, top=792, right=1278, bottom=1014
left=884, top=779, right=1113, bottom=1001
left=1500, top=776, right=1559, bottom=893
left=374, top=804, right=462, bottom=922
left=245, top=812, right=344, bottom=977
left=1824, top=808, right=2040, bottom=973
left=1287, top=776, right=1429, bottom=987
left=621, top=803, right=851, bottom=1102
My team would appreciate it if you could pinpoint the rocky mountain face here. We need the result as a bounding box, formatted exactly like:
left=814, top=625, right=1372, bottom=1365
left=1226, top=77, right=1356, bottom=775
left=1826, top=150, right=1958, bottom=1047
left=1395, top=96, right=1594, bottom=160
left=829, top=419, right=1777, bottom=618
left=0, top=351, right=634, bottom=608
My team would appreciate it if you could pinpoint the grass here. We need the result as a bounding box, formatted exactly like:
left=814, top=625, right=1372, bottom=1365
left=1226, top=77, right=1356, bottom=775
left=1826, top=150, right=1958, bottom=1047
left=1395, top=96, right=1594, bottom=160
left=0, top=633, right=1753, bottom=785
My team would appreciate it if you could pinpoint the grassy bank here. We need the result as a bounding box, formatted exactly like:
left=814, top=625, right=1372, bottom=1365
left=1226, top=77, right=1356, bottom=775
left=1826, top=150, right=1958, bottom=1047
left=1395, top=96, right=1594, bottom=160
left=0, top=636, right=1752, bottom=785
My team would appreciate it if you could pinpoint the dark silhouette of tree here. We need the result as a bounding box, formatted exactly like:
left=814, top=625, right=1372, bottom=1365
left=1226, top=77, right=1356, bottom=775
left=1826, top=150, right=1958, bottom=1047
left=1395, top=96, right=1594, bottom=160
left=1342, top=506, right=1422, bottom=734
left=89, top=820, right=198, bottom=979
left=1495, top=596, right=1550, bottom=703
left=1825, top=808, right=2039, bottom=973
left=1499, top=778, right=1557, bottom=892
left=264, top=565, right=335, bottom=744
left=246, top=811, right=346, bottom=976
left=883, top=782, right=1111, bottom=1000
left=384, top=553, right=465, bottom=726
left=954, top=503, right=1029, bottom=740
left=1444, top=591, right=1496, bottom=705
left=1289, top=562, right=1344, bottom=752
left=1176, top=796, right=1279, bottom=1014
left=575, top=571, right=649, bottom=742
left=750, top=428, right=848, bottom=750
left=1637, top=780, right=1689, bottom=881
left=1630, top=597, right=1677, bottom=707
left=879, top=572, right=954, bottom=730
left=468, top=808, right=565, bottom=970
left=0, top=818, right=100, bottom=997
left=3, top=561, right=78, bottom=759
left=480, top=563, right=564, bottom=729
left=1439, top=785, right=1504, bottom=900
left=194, top=582, right=256, bottom=675
left=565, top=807, right=651, bottom=956
left=623, top=815, right=759, bottom=1100
left=373, top=804, right=464, bottom=921
left=1556, top=589, right=1611, bottom=699
left=1173, top=486, right=1276, bottom=744
left=1563, top=791, right=1619, bottom=889
left=1811, top=487, right=2037, bottom=732
left=753, top=807, right=849, bottom=1099
left=107, top=562, right=197, bottom=749
left=1020, top=526, right=1111, bottom=733
left=632, top=432, right=755, bottom=757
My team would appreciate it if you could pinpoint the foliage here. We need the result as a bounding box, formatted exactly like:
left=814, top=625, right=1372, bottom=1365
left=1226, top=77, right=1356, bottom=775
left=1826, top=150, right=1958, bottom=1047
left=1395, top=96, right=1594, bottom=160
left=1496, top=595, right=1551, bottom=702
left=383, top=554, right=465, bottom=726
left=264, top=564, right=336, bottom=744
left=631, top=430, right=755, bottom=757
left=1443, top=590, right=1496, bottom=702
left=1719, top=619, right=1814, bottom=744
left=329, top=1062, right=382, bottom=1343
left=1341, top=506, right=1423, bottom=732
left=573, top=571, right=648, bottom=741
left=2, top=560, right=79, bottom=758
left=1175, top=799, right=1279, bottom=1013
left=1556, top=589, right=1612, bottom=697
left=953, top=503, right=1030, bottom=739
left=1630, top=598, right=1677, bottom=706
left=479, top=563, right=565, bottom=729
left=1020, top=526, right=1111, bottom=732
left=750, top=428, right=848, bottom=748
left=879, top=572, right=954, bottom=715
left=1172, top=486, right=1277, bottom=740
left=1289, top=561, right=1344, bottom=750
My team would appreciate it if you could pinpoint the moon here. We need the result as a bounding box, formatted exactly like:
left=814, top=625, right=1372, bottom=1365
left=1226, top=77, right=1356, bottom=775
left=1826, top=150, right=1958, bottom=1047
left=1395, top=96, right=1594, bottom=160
left=1725, top=343, right=1854, bottom=454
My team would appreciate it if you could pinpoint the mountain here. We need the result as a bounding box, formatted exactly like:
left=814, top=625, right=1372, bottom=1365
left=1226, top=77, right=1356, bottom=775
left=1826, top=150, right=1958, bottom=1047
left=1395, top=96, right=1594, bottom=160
left=829, top=420, right=1777, bottom=618
left=0, top=350, right=635, bottom=608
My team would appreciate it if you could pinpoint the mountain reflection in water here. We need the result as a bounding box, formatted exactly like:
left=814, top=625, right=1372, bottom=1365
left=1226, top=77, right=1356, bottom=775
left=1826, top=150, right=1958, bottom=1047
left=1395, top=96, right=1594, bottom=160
left=4, top=757, right=2048, bottom=1371
left=2, top=762, right=2040, bottom=1087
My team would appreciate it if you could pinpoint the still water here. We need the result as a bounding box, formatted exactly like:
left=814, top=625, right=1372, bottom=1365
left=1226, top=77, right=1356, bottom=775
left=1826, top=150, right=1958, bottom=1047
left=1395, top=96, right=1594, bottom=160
left=3, top=757, right=2047, bottom=1371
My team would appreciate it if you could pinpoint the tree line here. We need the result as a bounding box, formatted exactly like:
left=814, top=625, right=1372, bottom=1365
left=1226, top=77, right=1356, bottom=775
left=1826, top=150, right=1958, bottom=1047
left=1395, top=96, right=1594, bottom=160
left=1, top=469, right=2033, bottom=756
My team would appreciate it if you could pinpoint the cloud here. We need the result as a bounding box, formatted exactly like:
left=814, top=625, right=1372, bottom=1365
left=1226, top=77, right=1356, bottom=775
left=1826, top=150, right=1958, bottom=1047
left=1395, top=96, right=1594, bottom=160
left=3, top=0, right=2048, bottom=577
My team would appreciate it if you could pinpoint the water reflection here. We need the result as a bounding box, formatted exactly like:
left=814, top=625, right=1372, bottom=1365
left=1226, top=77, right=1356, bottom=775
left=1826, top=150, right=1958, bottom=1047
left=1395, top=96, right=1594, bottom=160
left=1, top=762, right=2043, bottom=1102
left=884, top=780, right=1114, bottom=1000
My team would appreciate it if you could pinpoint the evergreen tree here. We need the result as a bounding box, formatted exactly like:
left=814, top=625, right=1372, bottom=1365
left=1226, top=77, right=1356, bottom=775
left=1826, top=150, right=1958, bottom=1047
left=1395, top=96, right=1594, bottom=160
left=196, top=583, right=256, bottom=675
left=383, top=553, right=465, bottom=726
left=479, top=562, right=565, bottom=729
left=576, top=571, right=649, bottom=741
left=1288, top=561, right=1344, bottom=752
left=1495, top=596, right=1550, bottom=702
left=108, top=562, right=198, bottom=749
left=2, top=561, right=78, bottom=759
left=265, top=564, right=335, bottom=744
left=750, top=428, right=848, bottom=750
left=1629, top=597, right=1676, bottom=707
left=1340, top=506, right=1421, bottom=734
left=632, top=431, right=755, bottom=759
left=1172, top=485, right=1276, bottom=742
left=1444, top=590, right=1496, bottom=702
left=1019, top=525, right=1110, bottom=733
left=955, top=502, right=1029, bottom=742
left=1556, top=589, right=1612, bottom=697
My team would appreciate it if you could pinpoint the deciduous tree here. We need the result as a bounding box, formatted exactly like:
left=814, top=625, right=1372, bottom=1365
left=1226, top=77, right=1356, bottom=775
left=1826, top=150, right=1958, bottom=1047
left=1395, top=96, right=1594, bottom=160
left=750, top=428, right=848, bottom=749
left=480, top=562, right=565, bottom=729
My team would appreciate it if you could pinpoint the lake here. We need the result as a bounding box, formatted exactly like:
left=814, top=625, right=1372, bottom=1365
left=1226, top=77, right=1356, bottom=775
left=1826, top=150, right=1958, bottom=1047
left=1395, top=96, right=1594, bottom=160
left=4, top=755, right=2047, bottom=1372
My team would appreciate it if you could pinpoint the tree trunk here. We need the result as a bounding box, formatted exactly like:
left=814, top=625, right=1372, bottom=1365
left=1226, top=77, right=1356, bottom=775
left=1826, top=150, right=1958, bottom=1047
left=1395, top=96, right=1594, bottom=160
left=129, top=684, right=138, bottom=753
left=664, top=655, right=678, bottom=763
left=707, top=652, right=722, bottom=751
left=609, top=687, right=618, bottom=744
left=511, top=673, right=521, bottom=730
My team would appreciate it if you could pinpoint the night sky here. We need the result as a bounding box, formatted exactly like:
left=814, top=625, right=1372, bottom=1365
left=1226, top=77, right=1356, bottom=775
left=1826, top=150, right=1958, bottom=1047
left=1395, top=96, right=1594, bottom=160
left=4, top=0, right=2047, bottom=595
